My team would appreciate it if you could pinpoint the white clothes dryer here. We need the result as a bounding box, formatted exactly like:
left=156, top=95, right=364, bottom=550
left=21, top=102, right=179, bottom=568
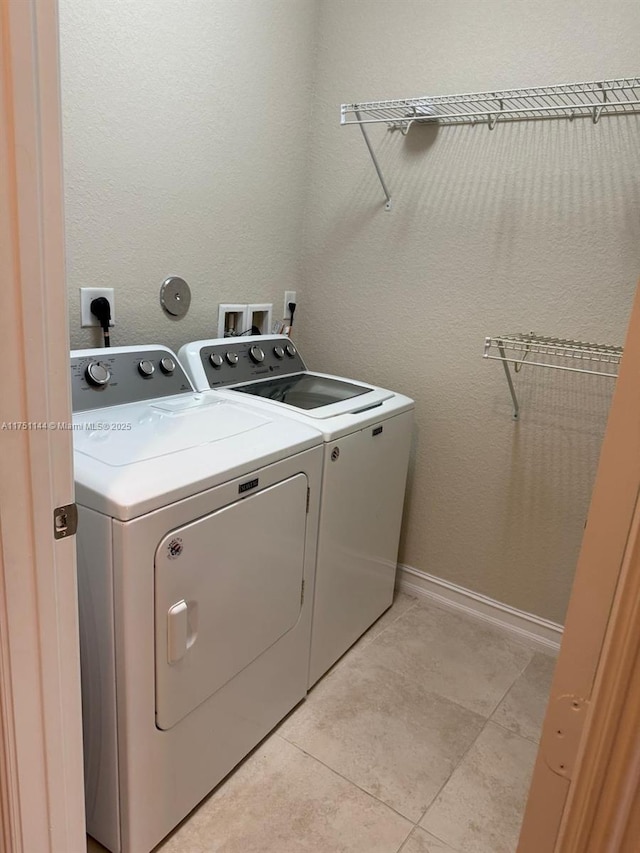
left=178, top=336, right=414, bottom=686
left=70, top=345, right=322, bottom=853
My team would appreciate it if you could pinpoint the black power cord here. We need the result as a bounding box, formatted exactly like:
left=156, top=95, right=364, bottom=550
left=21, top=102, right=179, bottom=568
left=90, top=297, right=112, bottom=347
left=288, top=301, right=296, bottom=328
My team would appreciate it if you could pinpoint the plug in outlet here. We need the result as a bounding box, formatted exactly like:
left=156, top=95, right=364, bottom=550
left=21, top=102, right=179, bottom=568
left=80, top=288, right=115, bottom=327
left=283, top=291, right=297, bottom=321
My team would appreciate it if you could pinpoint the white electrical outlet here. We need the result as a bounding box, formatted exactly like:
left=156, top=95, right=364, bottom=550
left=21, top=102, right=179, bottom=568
left=80, top=288, right=115, bottom=327
left=283, top=291, right=297, bottom=320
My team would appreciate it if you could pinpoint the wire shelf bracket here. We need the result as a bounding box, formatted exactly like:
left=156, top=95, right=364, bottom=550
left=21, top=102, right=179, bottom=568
left=355, top=109, right=392, bottom=211
left=341, top=77, right=640, bottom=209
left=483, top=333, right=624, bottom=419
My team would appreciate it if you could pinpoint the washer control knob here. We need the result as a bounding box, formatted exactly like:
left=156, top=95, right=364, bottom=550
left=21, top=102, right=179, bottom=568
left=85, top=361, right=111, bottom=387
left=285, top=343, right=297, bottom=358
left=138, top=359, right=155, bottom=377
left=159, top=356, right=176, bottom=375
left=273, top=345, right=285, bottom=359
left=209, top=353, right=224, bottom=368
left=225, top=351, right=239, bottom=365
left=249, top=345, right=265, bottom=363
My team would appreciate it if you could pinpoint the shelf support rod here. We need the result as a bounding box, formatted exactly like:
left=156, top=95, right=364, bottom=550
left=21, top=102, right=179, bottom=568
left=498, top=339, right=520, bottom=419
left=355, top=109, right=392, bottom=211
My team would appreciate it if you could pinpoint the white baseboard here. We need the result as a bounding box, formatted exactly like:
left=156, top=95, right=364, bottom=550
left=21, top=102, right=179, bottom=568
left=397, top=564, right=563, bottom=654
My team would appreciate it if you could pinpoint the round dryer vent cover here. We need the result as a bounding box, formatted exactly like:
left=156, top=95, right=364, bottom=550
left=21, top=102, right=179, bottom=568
left=160, top=276, right=191, bottom=318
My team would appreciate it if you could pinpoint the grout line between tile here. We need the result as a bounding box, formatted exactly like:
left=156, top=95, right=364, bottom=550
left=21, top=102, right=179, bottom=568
left=489, top=717, right=542, bottom=746
left=485, top=650, right=535, bottom=720
left=403, top=824, right=461, bottom=852
left=275, top=733, right=419, bottom=827
left=306, top=597, right=422, bottom=690
left=372, top=595, right=538, bottom=714
left=417, top=714, right=495, bottom=828
left=364, top=598, right=422, bottom=647
left=394, top=823, right=418, bottom=853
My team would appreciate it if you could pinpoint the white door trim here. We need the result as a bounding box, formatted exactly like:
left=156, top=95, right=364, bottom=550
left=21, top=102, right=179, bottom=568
left=0, top=1, right=86, bottom=851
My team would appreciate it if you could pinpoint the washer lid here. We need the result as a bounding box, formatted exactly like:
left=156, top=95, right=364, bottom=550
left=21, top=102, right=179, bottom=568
left=233, top=373, right=375, bottom=410
left=230, top=374, right=394, bottom=420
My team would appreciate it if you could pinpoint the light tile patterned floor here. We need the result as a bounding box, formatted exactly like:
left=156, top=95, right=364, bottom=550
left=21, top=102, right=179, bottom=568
left=87, top=593, right=556, bottom=853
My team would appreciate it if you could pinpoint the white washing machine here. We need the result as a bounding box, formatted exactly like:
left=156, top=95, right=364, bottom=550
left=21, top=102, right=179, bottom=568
left=178, top=335, right=414, bottom=686
left=70, top=345, right=323, bottom=853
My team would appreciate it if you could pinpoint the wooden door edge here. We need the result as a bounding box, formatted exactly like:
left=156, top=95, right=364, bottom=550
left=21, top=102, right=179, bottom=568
left=557, top=489, right=640, bottom=851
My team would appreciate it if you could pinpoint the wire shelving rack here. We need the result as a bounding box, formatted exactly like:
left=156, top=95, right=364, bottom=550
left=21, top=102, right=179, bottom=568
left=483, top=333, right=624, bottom=419
left=341, top=77, right=640, bottom=209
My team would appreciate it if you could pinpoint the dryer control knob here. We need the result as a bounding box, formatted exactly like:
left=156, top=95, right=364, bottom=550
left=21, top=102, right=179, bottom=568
left=138, top=360, right=155, bottom=377
left=159, top=357, right=176, bottom=375
left=225, top=351, right=239, bottom=365
left=285, top=343, right=297, bottom=357
left=273, top=345, right=285, bottom=359
left=209, top=353, right=224, bottom=368
left=85, top=361, right=111, bottom=387
left=249, top=345, right=265, bottom=364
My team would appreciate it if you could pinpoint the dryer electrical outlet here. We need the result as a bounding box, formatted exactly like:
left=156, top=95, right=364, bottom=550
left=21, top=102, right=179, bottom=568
left=80, top=287, right=115, bottom=328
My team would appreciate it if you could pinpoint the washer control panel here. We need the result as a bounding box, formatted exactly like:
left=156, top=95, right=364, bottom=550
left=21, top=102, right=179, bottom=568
left=198, top=336, right=306, bottom=388
left=70, top=348, right=193, bottom=411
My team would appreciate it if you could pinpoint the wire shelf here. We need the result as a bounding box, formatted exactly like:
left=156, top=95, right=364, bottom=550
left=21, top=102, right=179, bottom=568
left=483, top=333, right=624, bottom=419
left=341, top=77, right=640, bottom=130
left=341, top=77, right=640, bottom=209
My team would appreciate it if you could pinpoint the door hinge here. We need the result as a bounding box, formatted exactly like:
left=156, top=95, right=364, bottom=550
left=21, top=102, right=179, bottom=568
left=301, top=579, right=305, bottom=605
left=543, top=694, right=589, bottom=778
left=54, top=503, right=78, bottom=539
left=306, top=487, right=310, bottom=514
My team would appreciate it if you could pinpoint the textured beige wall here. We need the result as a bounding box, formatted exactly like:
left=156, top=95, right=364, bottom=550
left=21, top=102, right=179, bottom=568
left=59, top=0, right=318, bottom=352
left=297, top=0, right=640, bottom=623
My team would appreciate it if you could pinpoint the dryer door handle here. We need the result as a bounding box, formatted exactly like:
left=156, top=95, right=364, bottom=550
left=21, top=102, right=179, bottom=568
left=167, top=600, right=189, bottom=664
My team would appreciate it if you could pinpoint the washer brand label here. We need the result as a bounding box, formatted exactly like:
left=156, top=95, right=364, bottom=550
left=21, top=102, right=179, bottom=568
left=372, top=426, right=383, bottom=436
left=239, top=477, right=259, bottom=494
left=167, top=537, right=183, bottom=560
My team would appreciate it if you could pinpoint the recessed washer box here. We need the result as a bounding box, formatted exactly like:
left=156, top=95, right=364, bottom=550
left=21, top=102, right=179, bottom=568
left=247, top=304, right=272, bottom=335
left=217, top=304, right=248, bottom=338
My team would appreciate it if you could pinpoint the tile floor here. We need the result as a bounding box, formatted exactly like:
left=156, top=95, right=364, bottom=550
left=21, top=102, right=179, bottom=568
left=87, top=593, right=557, bottom=853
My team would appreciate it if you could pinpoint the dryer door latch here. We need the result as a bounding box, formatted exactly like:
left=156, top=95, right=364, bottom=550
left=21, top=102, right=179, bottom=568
left=53, top=503, right=78, bottom=539
left=167, top=600, right=189, bottom=664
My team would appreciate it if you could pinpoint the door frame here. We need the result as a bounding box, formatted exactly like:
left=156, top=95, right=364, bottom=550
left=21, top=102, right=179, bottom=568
left=0, top=1, right=86, bottom=850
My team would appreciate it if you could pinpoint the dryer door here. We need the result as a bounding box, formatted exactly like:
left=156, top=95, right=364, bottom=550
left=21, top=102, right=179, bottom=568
left=154, top=473, right=308, bottom=730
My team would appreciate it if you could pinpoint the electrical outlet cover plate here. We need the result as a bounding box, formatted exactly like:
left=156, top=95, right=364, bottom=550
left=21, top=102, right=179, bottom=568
left=80, top=287, right=115, bottom=327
